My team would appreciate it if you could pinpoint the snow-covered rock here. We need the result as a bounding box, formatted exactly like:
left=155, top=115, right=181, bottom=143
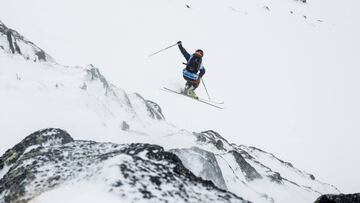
left=315, top=193, right=360, bottom=203
left=0, top=128, right=248, bottom=203
left=172, top=130, right=340, bottom=203
left=0, top=21, right=53, bottom=62
left=170, top=147, right=228, bottom=190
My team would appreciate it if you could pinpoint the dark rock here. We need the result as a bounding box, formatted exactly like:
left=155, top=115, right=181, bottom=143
left=150, top=176, right=162, bottom=186
left=0, top=128, right=73, bottom=166
left=6, top=30, right=15, bottom=54
left=112, top=180, right=123, bottom=187
left=146, top=100, right=165, bottom=120
left=14, top=41, right=21, bottom=55
left=216, top=140, right=224, bottom=150
left=120, top=121, right=130, bottom=131
left=315, top=193, right=360, bottom=203
left=35, top=50, right=47, bottom=61
left=196, top=130, right=230, bottom=151
left=268, top=172, right=283, bottom=184
left=231, top=150, right=262, bottom=181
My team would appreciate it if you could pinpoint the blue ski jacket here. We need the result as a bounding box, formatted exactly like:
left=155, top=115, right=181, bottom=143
left=178, top=44, right=206, bottom=81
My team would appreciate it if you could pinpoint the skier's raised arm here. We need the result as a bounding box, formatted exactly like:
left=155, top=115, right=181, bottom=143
left=177, top=41, right=190, bottom=60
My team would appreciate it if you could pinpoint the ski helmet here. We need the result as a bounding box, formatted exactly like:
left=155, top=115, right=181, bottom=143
left=195, top=49, right=204, bottom=57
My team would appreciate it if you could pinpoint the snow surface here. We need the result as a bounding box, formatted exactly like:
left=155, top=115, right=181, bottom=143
left=0, top=48, right=339, bottom=202
left=30, top=183, right=122, bottom=203
left=0, top=0, right=359, bottom=195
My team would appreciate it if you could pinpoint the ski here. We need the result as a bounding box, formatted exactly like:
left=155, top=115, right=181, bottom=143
left=198, top=98, right=224, bottom=105
left=163, top=87, right=225, bottom=109
left=165, top=87, right=223, bottom=104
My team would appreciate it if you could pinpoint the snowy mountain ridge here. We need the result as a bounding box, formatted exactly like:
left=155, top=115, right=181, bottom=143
left=0, top=128, right=248, bottom=203
left=0, top=21, right=53, bottom=63
left=0, top=20, right=341, bottom=203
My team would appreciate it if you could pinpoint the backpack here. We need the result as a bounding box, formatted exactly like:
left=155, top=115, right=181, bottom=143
left=186, top=54, right=202, bottom=74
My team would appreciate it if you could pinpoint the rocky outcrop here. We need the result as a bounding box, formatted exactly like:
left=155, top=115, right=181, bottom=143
left=315, top=193, right=360, bottom=203
left=86, top=64, right=111, bottom=89
left=0, top=128, right=73, bottom=169
left=85, top=64, right=117, bottom=97
left=195, top=130, right=231, bottom=151
left=84, top=64, right=165, bottom=121
left=171, top=147, right=228, bottom=190
left=0, top=20, right=54, bottom=62
left=230, top=150, right=262, bottom=181
left=247, top=146, right=317, bottom=181
left=129, top=93, right=166, bottom=120
left=0, top=128, right=249, bottom=203
left=186, top=129, right=340, bottom=202
left=145, top=99, right=165, bottom=120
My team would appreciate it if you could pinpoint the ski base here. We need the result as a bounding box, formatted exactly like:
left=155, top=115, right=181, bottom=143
left=163, top=87, right=225, bottom=109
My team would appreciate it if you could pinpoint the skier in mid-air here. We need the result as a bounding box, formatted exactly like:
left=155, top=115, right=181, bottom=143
left=177, top=41, right=205, bottom=99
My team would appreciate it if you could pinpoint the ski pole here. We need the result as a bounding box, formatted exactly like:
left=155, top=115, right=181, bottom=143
left=148, top=42, right=178, bottom=57
left=201, top=78, right=211, bottom=100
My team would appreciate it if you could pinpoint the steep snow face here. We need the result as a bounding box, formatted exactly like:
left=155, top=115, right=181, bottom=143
left=0, top=21, right=341, bottom=203
left=0, top=21, right=173, bottom=155
left=0, top=52, right=174, bottom=150
left=0, top=128, right=248, bottom=203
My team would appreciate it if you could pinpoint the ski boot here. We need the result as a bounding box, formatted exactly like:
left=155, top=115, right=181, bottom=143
left=182, top=84, right=191, bottom=94
left=185, top=85, right=199, bottom=99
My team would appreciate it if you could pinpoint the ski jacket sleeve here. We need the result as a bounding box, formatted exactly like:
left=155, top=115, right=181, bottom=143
left=178, top=44, right=191, bottom=61
left=198, top=66, right=206, bottom=78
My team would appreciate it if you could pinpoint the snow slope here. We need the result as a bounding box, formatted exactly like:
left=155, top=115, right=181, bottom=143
left=1, top=0, right=358, bottom=192
left=0, top=21, right=341, bottom=203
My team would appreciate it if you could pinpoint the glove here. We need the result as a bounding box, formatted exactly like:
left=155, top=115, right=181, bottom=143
left=177, top=41, right=182, bottom=45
